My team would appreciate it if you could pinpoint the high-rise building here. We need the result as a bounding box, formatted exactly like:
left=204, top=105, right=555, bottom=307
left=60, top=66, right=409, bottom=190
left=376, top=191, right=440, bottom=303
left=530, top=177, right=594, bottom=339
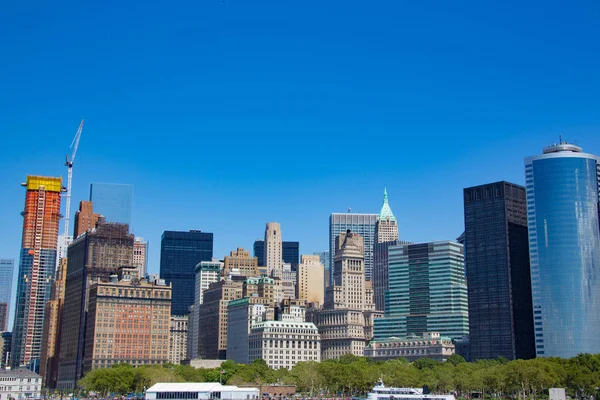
left=188, top=260, right=221, bottom=360
left=160, top=231, right=213, bottom=316
left=313, top=251, right=330, bottom=290
left=39, top=258, right=68, bottom=388
left=1, top=332, right=12, bottom=369
left=0, top=259, right=13, bottom=332
left=197, top=279, right=243, bottom=359
left=329, top=213, right=377, bottom=283
left=282, top=242, right=299, bottom=266
left=169, top=315, right=188, bottom=365
left=463, top=182, right=535, bottom=361
left=133, top=237, right=148, bottom=277
left=73, top=201, right=102, bottom=238
left=309, top=231, right=381, bottom=360
left=89, top=183, right=133, bottom=227
left=254, top=240, right=299, bottom=268
left=243, top=276, right=283, bottom=305
left=375, top=189, right=399, bottom=243
left=12, top=176, right=63, bottom=370
left=226, top=297, right=273, bottom=365
left=372, top=189, right=402, bottom=312
left=296, top=255, right=324, bottom=305
left=83, top=271, right=171, bottom=372
left=57, top=222, right=134, bottom=389
left=525, top=141, right=600, bottom=358
left=374, top=241, right=469, bottom=341
left=223, top=248, right=259, bottom=277
left=264, top=223, right=283, bottom=277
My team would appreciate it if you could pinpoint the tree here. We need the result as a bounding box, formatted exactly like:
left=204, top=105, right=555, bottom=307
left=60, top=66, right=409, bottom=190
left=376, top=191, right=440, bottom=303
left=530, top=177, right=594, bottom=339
left=447, top=354, right=466, bottom=366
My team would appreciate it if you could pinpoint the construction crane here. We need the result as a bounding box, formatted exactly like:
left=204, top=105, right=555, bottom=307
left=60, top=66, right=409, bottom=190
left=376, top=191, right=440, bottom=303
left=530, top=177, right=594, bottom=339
left=63, top=119, right=84, bottom=237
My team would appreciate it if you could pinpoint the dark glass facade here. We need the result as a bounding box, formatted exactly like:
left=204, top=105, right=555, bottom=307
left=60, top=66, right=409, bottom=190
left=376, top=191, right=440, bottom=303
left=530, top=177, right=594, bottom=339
left=463, top=181, right=535, bottom=361
left=526, top=146, right=600, bottom=358
left=253, top=240, right=264, bottom=266
left=160, top=231, right=213, bottom=315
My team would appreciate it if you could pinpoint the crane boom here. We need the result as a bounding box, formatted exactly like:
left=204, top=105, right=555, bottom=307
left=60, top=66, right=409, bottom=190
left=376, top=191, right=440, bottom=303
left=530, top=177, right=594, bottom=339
left=63, top=119, right=84, bottom=237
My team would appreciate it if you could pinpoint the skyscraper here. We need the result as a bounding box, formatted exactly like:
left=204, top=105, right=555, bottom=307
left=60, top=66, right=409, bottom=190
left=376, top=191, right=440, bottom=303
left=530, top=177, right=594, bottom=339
left=374, top=241, right=469, bottom=341
left=189, top=260, right=222, bottom=360
left=223, top=248, right=259, bottom=277
left=373, top=189, right=401, bottom=312
left=463, top=181, right=535, bottom=361
left=282, top=241, right=299, bottom=265
left=12, top=176, right=63, bottom=370
left=296, top=255, right=324, bottom=304
left=309, top=231, right=381, bottom=360
left=89, top=183, right=133, bottom=227
left=525, top=141, right=600, bottom=358
left=264, top=223, right=283, bottom=277
left=133, top=237, right=148, bottom=277
left=329, top=213, right=377, bottom=283
left=73, top=201, right=102, bottom=238
left=0, top=259, right=14, bottom=331
left=160, top=231, right=214, bottom=316
left=57, top=222, right=134, bottom=389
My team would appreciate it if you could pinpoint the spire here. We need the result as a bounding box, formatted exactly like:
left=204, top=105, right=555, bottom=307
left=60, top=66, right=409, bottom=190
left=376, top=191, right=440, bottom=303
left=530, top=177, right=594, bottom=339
left=379, top=188, right=396, bottom=222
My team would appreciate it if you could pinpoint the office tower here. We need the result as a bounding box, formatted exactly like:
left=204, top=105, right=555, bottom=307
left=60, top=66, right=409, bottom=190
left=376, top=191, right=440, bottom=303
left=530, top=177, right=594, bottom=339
left=375, top=189, right=399, bottom=243
left=188, top=261, right=221, bottom=360
left=0, top=259, right=12, bottom=332
left=39, top=258, right=68, bottom=388
left=1, top=332, right=12, bottom=368
left=248, top=315, right=321, bottom=370
left=57, top=222, right=134, bottom=389
left=83, top=270, right=172, bottom=372
left=55, top=234, right=72, bottom=272
left=309, top=231, right=381, bottom=360
left=264, top=223, right=283, bottom=277
left=73, top=201, right=102, bottom=238
left=89, top=183, right=133, bottom=227
left=313, top=251, right=330, bottom=289
left=169, top=315, right=188, bottom=364
left=160, top=231, right=214, bottom=316
left=197, top=279, right=243, bottom=359
left=133, top=237, right=148, bottom=277
left=296, top=255, right=324, bottom=304
left=525, top=141, right=600, bottom=358
left=243, top=276, right=283, bottom=304
left=282, top=242, right=299, bottom=265
left=374, top=241, right=469, bottom=341
left=227, top=297, right=274, bottom=364
left=281, top=263, right=296, bottom=299
left=223, top=248, right=259, bottom=277
left=329, top=213, right=377, bottom=283
left=463, top=182, right=535, bottom=361
left=12, top=176, right=63, bottom=370
left=372, top=190, right=402, bottom=312
left=253, top=240, right=265, bottom=267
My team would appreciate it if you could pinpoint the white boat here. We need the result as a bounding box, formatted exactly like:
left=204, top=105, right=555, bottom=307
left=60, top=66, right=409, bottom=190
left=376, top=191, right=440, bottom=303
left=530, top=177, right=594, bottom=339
left=367, top=380, right=455, bottom=400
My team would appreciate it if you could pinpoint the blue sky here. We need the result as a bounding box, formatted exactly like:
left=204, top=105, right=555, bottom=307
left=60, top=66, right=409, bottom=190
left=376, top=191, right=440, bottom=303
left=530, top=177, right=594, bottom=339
left=1, top=0, right=600, bottom=322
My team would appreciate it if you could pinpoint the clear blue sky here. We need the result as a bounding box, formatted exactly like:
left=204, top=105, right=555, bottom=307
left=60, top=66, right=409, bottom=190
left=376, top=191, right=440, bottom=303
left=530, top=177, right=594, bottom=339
left=1, top=0, right=600, bottom=322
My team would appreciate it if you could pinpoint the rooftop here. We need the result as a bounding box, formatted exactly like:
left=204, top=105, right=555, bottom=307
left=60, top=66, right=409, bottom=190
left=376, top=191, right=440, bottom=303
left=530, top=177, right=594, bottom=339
left=0, top=368, right=42, bottom=378
left=147, top=383, right=258, bottom=393
left=378, top=188, right=396, bottom=222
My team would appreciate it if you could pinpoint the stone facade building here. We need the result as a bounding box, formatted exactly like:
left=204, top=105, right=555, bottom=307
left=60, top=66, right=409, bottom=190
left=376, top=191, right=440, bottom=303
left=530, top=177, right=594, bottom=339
left=365, top=332, right=455, bottom=361
left=308, top=231, right=382, bottom=360
left=169, top=315, right=188, bottom=364
left=296, top=255, right=324, bottom=305
left=223, top=248, right=259, bottom=278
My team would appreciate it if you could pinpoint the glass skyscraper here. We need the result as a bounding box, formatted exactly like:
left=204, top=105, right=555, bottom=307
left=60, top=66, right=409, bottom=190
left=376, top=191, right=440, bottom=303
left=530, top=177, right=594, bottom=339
left=373, top=241, right=469, bottom=341
left=160, top=231, right=213, bottom=315
left=463, top=182, right=535, bottom=360
left=253, top=240, right=299, bottom=266
left=89, top=183, right=133, bottom=227
left=525, top=141, right=600, bottom=358
left=329, top=213, right=377, bottom=283
left=0, top=259, right=14, bottom=332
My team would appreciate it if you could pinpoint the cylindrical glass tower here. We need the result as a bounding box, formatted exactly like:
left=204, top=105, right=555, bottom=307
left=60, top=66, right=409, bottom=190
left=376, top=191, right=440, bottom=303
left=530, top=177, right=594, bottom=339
left=525, top=142, right=600, bottom=358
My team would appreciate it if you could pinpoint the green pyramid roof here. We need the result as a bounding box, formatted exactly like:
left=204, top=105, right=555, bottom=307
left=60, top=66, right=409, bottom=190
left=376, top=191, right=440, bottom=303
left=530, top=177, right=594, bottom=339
left=379, top=188, right=396, bottom=222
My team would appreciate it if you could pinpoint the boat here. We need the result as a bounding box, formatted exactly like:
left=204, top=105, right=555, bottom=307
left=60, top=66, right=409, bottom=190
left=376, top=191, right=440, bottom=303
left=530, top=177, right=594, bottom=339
left=367, top=380, right=455, bottom=400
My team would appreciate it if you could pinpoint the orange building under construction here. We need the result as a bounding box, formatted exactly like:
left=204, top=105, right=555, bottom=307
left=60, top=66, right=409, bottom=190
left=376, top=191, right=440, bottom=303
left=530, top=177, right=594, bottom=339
left=12, top=175, right=63, bottom=370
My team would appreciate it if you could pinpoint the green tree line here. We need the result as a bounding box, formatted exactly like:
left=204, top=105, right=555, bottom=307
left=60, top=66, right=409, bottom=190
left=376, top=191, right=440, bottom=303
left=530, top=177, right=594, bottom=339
left=78, top=353, right=600, bottom=399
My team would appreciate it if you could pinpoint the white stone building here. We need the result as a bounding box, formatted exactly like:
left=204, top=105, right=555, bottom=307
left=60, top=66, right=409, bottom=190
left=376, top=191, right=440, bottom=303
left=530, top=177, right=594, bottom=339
left=0, top=368, right=42, bottom=400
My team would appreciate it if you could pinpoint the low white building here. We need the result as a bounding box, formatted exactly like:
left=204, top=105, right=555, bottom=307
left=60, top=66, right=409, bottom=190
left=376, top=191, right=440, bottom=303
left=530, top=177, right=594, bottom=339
left=0, top=368, right=42, bottom=400
left=146, top=382, right=259, bottom=400
left=248, top=320, right=321, bottom=370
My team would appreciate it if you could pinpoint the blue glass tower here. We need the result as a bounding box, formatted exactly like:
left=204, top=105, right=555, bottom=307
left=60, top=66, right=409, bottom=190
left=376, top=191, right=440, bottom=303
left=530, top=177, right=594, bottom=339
left=89, top=183, right=133, bottom=227
left=525, top=141, right=600, bottom=358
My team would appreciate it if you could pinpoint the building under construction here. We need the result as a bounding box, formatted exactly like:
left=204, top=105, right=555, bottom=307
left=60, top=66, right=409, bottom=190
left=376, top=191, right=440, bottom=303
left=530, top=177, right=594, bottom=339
left=12, top=175, right=63, bottom=371
left=56, top=221, right=134, bottom=389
